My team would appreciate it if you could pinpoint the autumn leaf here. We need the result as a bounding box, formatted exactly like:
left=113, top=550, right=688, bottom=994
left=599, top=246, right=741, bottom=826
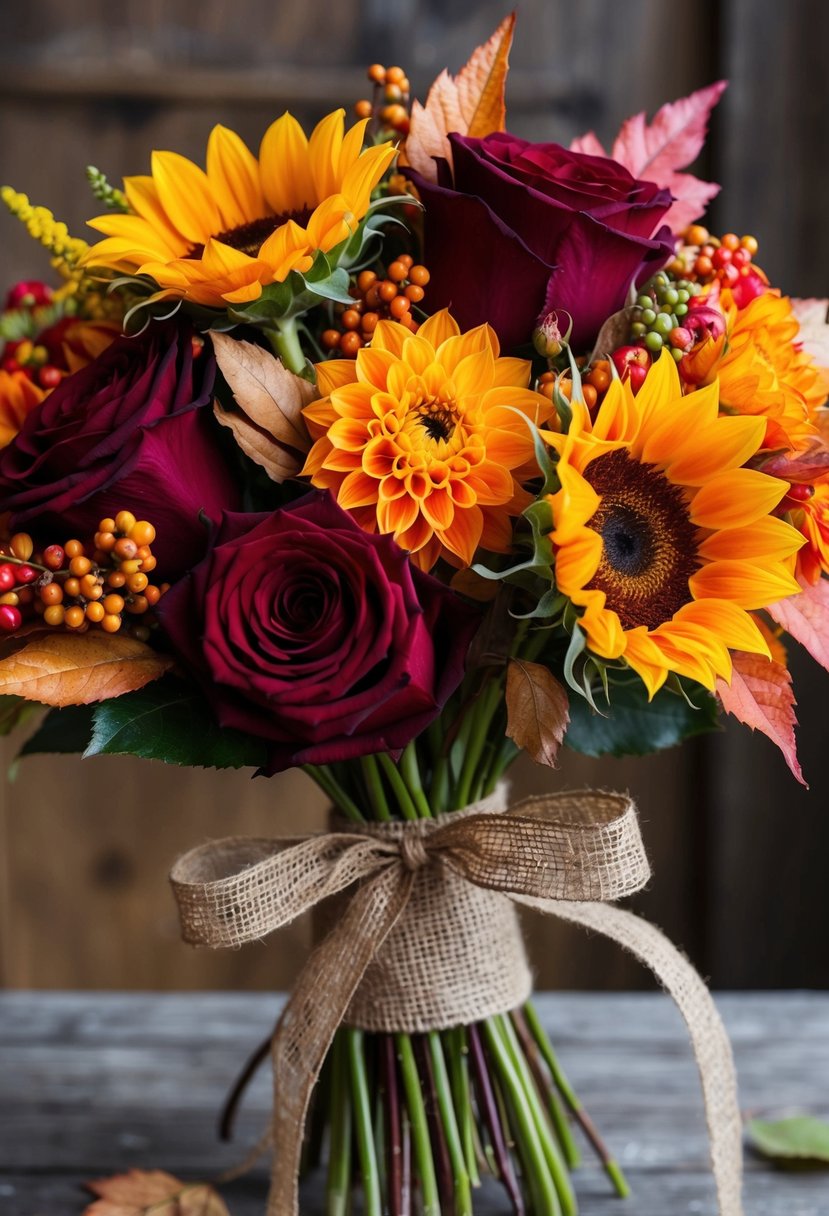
left=84, top=1168, right=229, bottom=1216
left=404, top=12, right=516, bottom=182
left=716, top=651, right=806, bottom=786
left=768, top=577, right=829, bottom=673
left=761, top=440, right=829, bottom=484
left=212, top=332, right=315, bottom=482
left=506, top=658, right=569, bottom=767
left=572, top=81, right=727, bottom=232
left=0, top=632, right=172, bottom=707
left=791, top=297, right=829, bottom=398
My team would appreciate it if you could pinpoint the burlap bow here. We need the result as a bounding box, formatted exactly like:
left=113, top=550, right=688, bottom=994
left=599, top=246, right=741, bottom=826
left=170, top=789, right=744, bottom=1216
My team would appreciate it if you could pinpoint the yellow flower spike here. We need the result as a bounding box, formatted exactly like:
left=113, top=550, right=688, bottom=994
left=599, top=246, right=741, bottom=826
left=303, top=308, right=554, bottom=571
left=1, top=187, right=89, bottom=280
left=547, top=351, right=806, bottom=694
left=82, top=111, right=396, bottom=310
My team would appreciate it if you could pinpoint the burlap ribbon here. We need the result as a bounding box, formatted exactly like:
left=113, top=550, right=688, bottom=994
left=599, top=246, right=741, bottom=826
left=170, top=788, right=744, bottom=1216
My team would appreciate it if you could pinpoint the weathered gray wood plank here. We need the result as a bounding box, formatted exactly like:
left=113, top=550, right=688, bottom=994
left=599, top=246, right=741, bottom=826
left=2, top=993, right=828, bottom=1214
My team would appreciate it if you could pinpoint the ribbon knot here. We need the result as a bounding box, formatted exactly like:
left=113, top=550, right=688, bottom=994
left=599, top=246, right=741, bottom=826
left=398, top=832, right=429, bottom=872
left=169, top=788, right=744, bottom=1216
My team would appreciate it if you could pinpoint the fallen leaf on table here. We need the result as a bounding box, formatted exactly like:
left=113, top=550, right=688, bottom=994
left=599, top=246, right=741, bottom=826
left=506, top=658, right=569, bottom=768
left=0, top=632, right=172, bottom=706
left=212, top=331, right=315, bottom=482
left=84, top=1169, right=230, bottom=1215
left=747, top=1116, right=829, bottom=1169
left=404, top=12, right=515, bottom=181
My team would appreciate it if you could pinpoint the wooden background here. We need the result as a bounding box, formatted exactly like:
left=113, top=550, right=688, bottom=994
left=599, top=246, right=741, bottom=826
left=0, top=0, right=827, bottom=993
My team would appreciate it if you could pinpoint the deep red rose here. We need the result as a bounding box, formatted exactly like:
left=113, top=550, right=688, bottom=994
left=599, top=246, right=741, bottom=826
left=155, top=491, right=481, bottom=771
left=408, top=132, right=675, bottom=351
left=0, top=321, right=239, bottom=576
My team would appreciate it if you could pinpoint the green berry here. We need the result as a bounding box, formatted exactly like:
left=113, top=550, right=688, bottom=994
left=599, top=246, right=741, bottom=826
left=654, top=312, right=674, bottom=336
left=664, top=288, right=679, bottom=306
left=671, top=347, right=684, bottom=362
left=631, top=321, right=647, bottom=337
left=645, top=331, right=664, bottom=352
left=641, top=307, right=656, bottom=325
left=674, top=303, right=688, bottom=317
left=636, top=294, right=653, bottom=309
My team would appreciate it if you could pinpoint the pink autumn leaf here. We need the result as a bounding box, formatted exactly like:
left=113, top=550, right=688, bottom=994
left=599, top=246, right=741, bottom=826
left=717, top=652, right=806, bottom=787
left=572, top=81, right=728, bottom=233
left=768, top=578, right=829, bottom=672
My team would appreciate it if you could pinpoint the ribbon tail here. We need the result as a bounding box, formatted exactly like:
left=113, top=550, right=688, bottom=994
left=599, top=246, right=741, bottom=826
left=516, top=897, right=744, bottom=1216
left=267, top=865, right=414, bottom=1216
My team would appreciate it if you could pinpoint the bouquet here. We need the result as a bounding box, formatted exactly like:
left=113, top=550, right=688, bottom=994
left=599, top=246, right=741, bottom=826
left=1, top=13, right=827, bottom=1216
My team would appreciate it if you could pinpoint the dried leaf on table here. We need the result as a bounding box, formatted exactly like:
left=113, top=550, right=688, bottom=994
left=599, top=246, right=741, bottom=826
left=212, top=332, right=315, bottom=482
left=404, top=12, right=515, bottom=181
left=572, top=81, right=728, bottom=232
left=716, top=652, right=806, bottom=787
left=0, top=632, right=172, bottom=707
left=84, top=1168, right=230, bottom=1216
left=506, top=658, right=569, bottom=767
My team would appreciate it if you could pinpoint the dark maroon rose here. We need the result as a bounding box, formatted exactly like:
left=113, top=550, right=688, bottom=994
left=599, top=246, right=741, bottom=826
left=0, top=321, right=240, bottom=576
left=408, top=132, right=675, bottom=351
left=156, top=491, right=481, bottom=771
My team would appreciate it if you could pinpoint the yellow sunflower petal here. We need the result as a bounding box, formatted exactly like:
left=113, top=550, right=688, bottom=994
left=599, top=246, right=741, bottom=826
left=620, top=629, right=669, bottom=699
left=150, top=150, right=221, bottom=244
left=689, top=560, right=801, bottom=608
left=123, top=176, right=188, bottom=249
left=206, top=124, right=266, bottom=230
left=673, top=599, right=771, bottom=659
left=552, top=526, right=603, bottom=596
left=662, top=414, right=766, bottom=485
left=308, top=109, right=346, bottom=205
left=339, top=142, right=397, bottom=215
left=690, top=469, right=788, bottom=529
left=698, top=516, right=805, bottom=562
left=259, top=112, right=314, bottom=215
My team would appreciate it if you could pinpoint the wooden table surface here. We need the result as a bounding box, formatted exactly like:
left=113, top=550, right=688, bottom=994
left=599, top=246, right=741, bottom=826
left=1, top=992, right=828, bottom=1215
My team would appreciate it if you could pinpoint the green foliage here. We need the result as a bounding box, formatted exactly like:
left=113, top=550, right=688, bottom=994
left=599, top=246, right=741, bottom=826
left=85, top=166, right=129, bottom=212
left=747, top=1117, right=829, bottom=1169
left=84, top=675, right=268, bottom=769
left=564, top=676, right=719, bottom=757
left=17, top=704, right=95, bottom=758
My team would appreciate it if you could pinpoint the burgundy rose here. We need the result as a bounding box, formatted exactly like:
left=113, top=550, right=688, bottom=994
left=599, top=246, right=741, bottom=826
left=408, top=132, right=675, bottom=351
left=0, top=321, right=240, bottom=576
left=155, top=491, right=481, bottom=771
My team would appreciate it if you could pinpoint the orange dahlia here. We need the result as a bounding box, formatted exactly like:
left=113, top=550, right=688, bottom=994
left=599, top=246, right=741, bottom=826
left=715, top=290, right=826, bottom=449
left=546, top=353, right=804, bottom=696
left=0, top=370, right=45, bottom=448
left=792, top=477, right=829, bottom=584
left=82, top=111, right=396, bottom=309
left=302, top=310, right=553, bottom=569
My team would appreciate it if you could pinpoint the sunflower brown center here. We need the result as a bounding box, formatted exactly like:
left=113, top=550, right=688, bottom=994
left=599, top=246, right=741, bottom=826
left=187, top=209, right=313, bottom=259
left=583, top=449, right=700, bottom=631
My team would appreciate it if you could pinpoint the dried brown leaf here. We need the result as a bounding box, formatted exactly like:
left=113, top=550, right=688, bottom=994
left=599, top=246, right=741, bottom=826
left=0, top=632, right=172, bottom=706
left=84, top=1168, right=229, bottom=1216
left=506, top=658, right=569, bottom=767
left=211, top=332, right=316, bottom=482
left=405, top=13, right=515, bottom=182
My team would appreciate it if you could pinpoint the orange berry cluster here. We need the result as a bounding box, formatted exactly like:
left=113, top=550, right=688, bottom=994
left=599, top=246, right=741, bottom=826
left=670, top=226, right=761, bottom=289
left=538, top=359, right=612, bottom=412
left=355, top=64, right=411, bottom=135
left=321, top=257, right=430, bottom=357
left=0, top=512, right=168, bottom=639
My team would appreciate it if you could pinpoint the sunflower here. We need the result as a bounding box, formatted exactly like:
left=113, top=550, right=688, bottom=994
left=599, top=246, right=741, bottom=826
left=82, top=111, right=396, bottom=309
left=546, top=353, right=804, bottom=696
left=715, top=290, right=826, bottom=449
left=302, top=310, right=553, bottom=569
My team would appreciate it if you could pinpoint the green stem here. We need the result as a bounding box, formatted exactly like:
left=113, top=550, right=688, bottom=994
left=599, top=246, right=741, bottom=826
left=303, top=764, right=365, bottom=822
left=400, top=741, right=434, bottom=819
left=360, top=754, right=392, bottom=821
left=524, top=1002, right=630, bottom=1198
left=497, top=1014, right=577, bottom=1216
left=428, top=1033, right=472, bottom=1215
left=264, top=315, right=308, bottom=376
left=326, top=1033, right=352, bottom=1216
left=346, top=1028, right=382, bottom=1216
left=445, top=1028, right=480, bottom=1187
left=431, top=754, right=450, bottom=816
left=483, top=1019, right=561, bottom=1216
left=378, top=754, right=420, bottom=821
left=396, top=1033, right=441, bottom=1216
left=455, top=681, right=502, bottom=810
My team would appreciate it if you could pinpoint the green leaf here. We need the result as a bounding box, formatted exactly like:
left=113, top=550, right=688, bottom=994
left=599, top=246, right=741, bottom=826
left=0, top=694, right=42, bottom=737
left=747, top=1117, right=829, bottom=1169
left=85, top=676, right=268, bottom=769
left=17, top=704, right=95, bottom=757
left=565, top=677, right=719, bottom=757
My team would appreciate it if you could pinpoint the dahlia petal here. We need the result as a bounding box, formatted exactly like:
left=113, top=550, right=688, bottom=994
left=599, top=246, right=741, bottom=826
left=259, top=112, right=314, bottom=215
left=689, top=560, right=801, bottom=608
left=316, top=360, right=358, bottom=395
left=421, top=488, right=455, bottom=531
left=355, top=347, right=397, bottom=391
left=491, top=357, right=531, bottom=389
left=150, top=150, right=221, bottom=244
left=206, top=124, right=266, bottom=230
left=370, top=320, right=411, bottom=359
left=337, top=468, right=380, bottom=509
left=436, top=327, right=493, bottom=377
left=479, top=507, right=514, bottom=552
left=690, top=468, right=788, bottom=528
left=453, top=347, right=496, bottom=400
left=482, top=386, right=552, bottom=425
left=440, top=503, right=484, bottom=566
left=418, top=310, right=460, bottom=350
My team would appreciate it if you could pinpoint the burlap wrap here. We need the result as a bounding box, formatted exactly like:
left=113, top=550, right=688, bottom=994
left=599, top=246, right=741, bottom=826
left=170, top=787, right=744, bottom=1216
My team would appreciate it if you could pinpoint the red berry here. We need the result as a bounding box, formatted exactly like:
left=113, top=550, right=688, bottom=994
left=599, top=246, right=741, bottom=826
left=730, top=247, right=751, bottom=269
left=5, top=280, right=53, bottom=310
left=711, top=247, right=732, bottom=269
left=1, top=358, right=22, bottom=375
left=720, top=263, right=740, bottom=287
left=0, top=604, right=22, bottom=632
left=43, top=544, right=65, bottom=571
left=37, top=365, right=62, bottom=390
left=14, top=564, right=37, bottom=585
left=669, top=327, right=693, bottom=350
left=786, top=483, right=815, bottom=502
left=0, top=564, right=16, bottom=593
